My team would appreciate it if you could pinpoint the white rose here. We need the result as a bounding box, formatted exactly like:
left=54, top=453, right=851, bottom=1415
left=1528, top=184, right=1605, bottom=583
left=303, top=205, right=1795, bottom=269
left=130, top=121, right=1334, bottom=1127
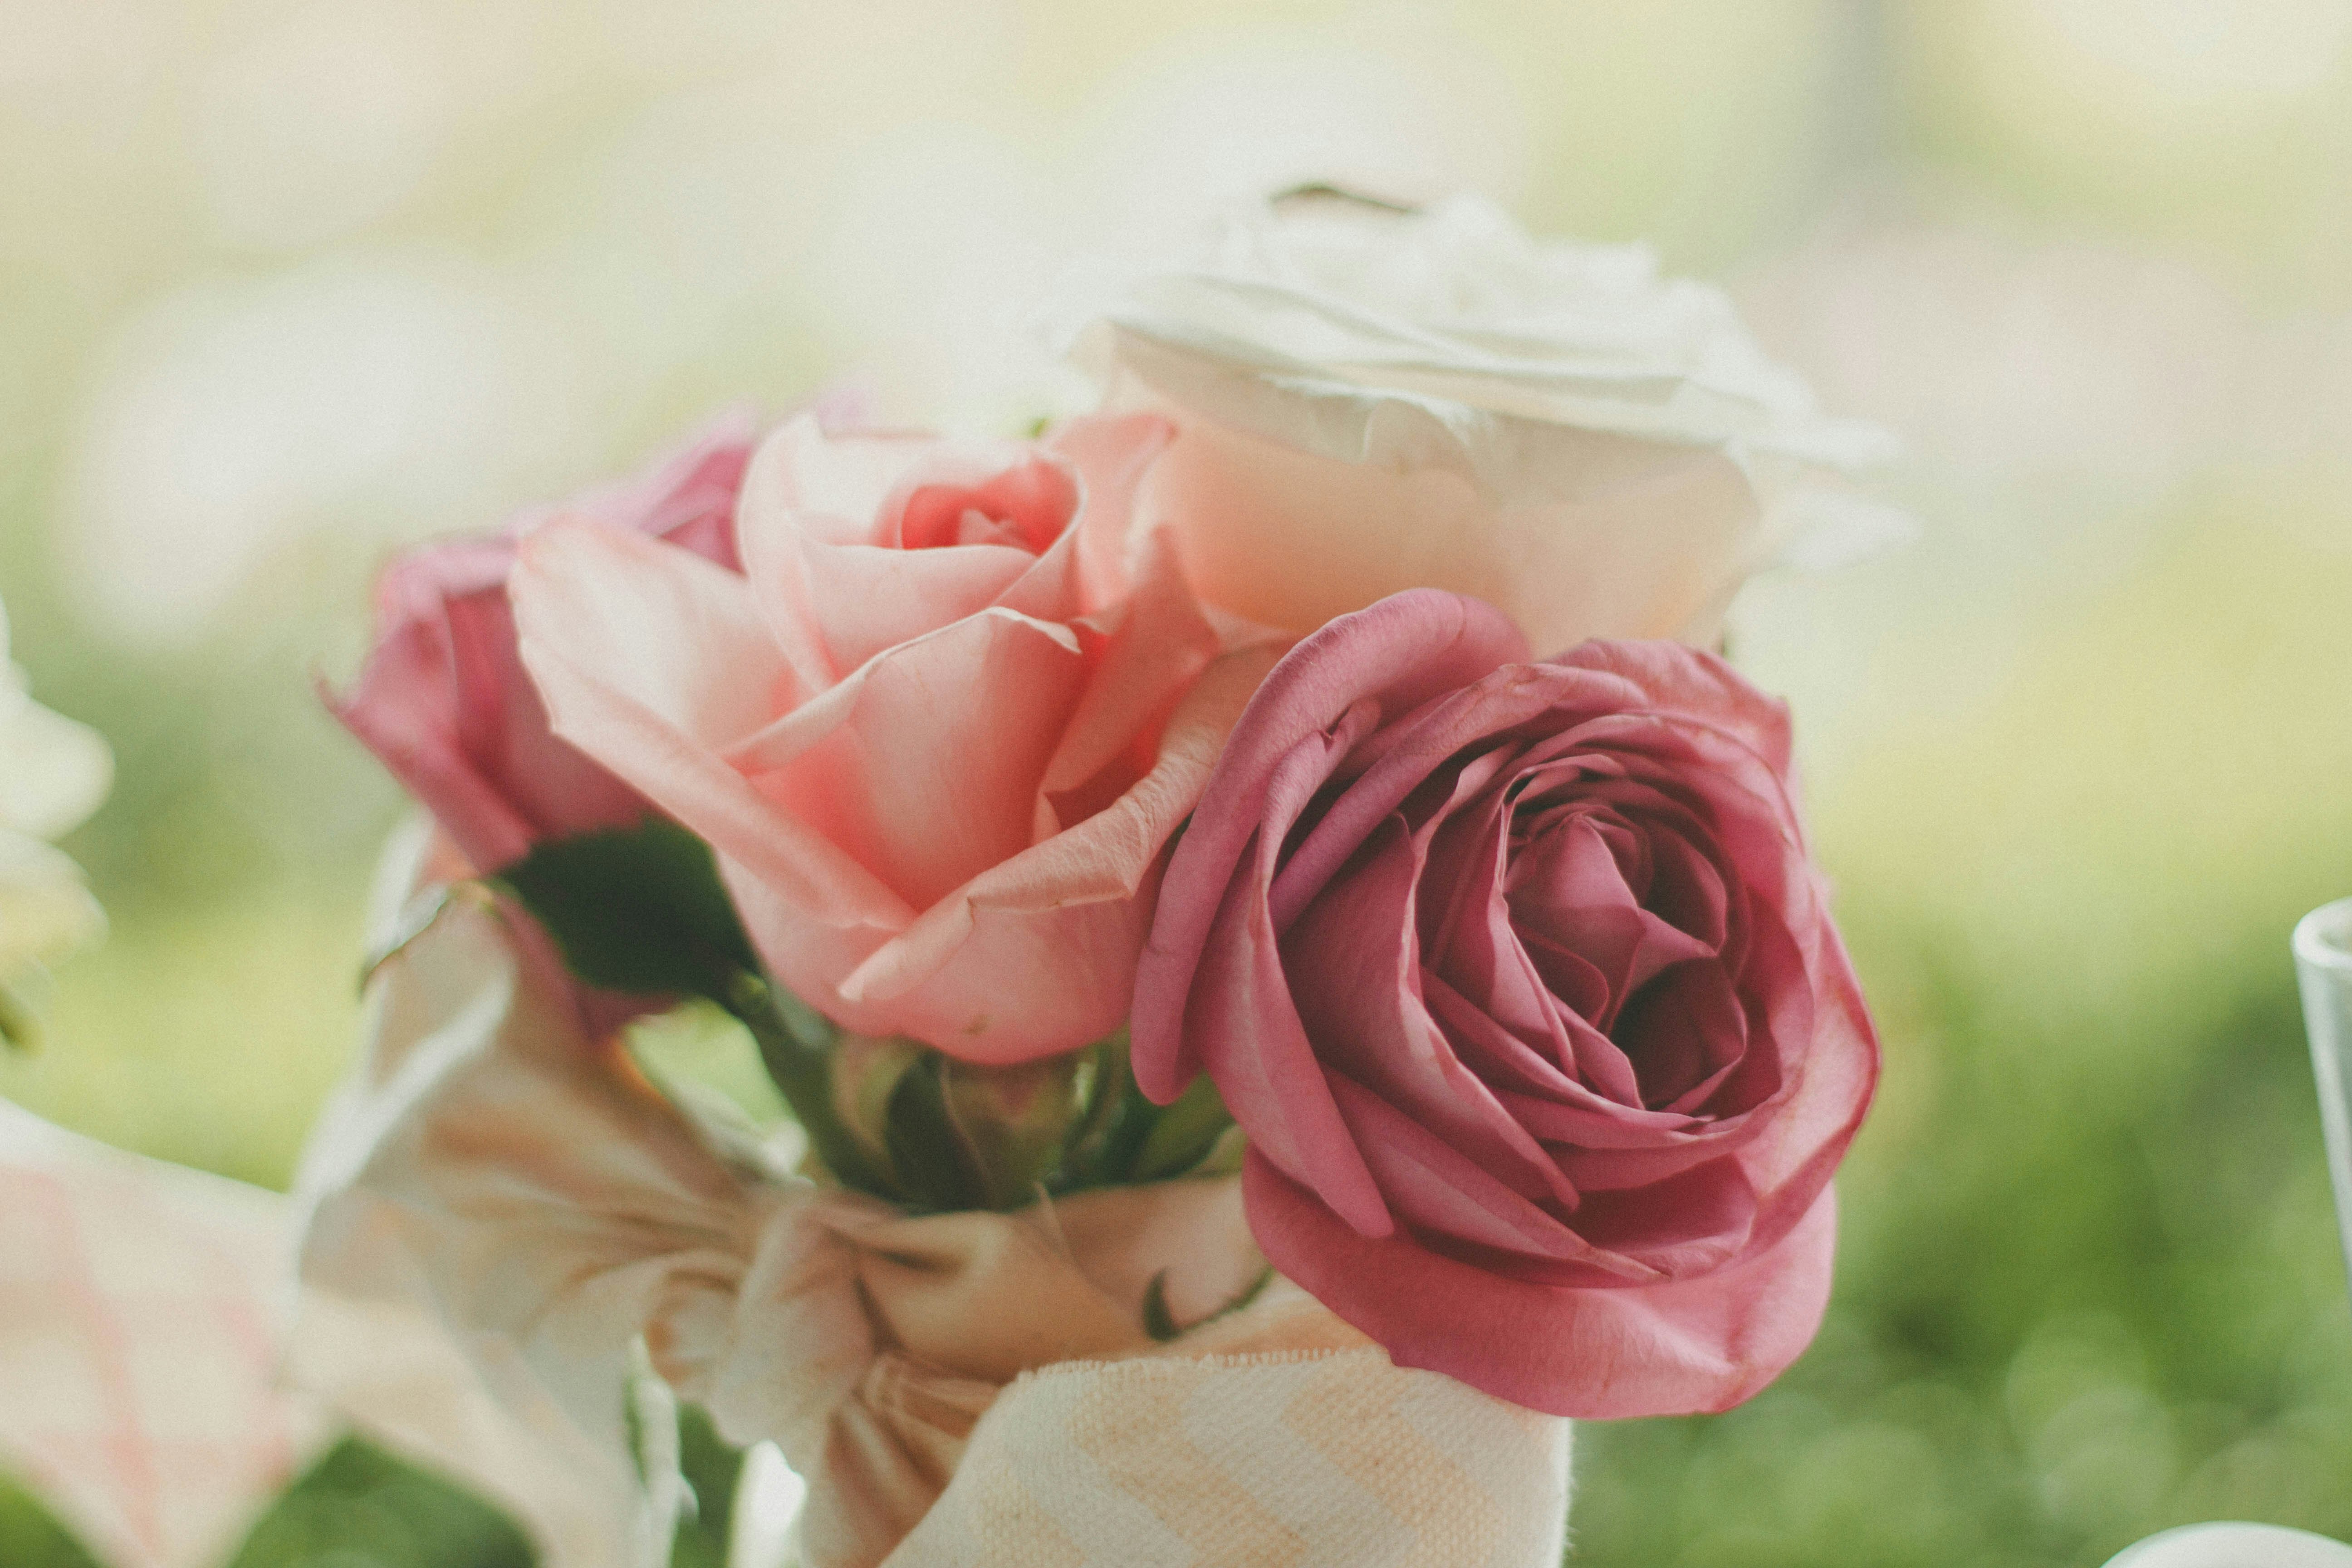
left=0, top=595, right=111, bottom=1000
left=1044, top=190, right=1906, bottom=654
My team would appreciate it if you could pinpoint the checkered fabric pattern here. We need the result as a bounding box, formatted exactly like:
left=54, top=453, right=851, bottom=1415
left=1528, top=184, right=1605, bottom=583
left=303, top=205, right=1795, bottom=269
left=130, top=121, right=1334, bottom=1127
left=0, top=1101, right=333, bottom=1568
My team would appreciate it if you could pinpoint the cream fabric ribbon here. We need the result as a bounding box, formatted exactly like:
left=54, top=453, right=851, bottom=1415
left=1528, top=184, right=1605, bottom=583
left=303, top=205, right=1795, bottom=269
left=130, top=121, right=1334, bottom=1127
left=290, top=835, right=1571, bottom=1568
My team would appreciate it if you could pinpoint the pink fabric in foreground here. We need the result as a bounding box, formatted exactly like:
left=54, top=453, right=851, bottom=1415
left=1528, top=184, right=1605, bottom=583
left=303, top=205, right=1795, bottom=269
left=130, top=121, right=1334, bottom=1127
left=0, top=1103, right=332, bottom=1568
left=1132, top=589, right=1879, bottom=1418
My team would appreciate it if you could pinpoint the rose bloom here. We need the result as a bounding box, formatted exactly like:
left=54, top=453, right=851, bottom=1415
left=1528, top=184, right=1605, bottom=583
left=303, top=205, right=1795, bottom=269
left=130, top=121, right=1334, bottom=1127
left=331, top=416, right=764, bottom=875
left=1132, top=590, right=1877, bottom=1417
left=514, top=412, right=1268, bottom=1064
left=1047, top=191, right=1903, bottom=656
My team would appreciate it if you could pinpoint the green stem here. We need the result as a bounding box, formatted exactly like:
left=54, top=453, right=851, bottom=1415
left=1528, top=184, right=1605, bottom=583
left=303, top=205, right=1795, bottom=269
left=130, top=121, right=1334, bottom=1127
left=723, top=972, right=896, bottom=1200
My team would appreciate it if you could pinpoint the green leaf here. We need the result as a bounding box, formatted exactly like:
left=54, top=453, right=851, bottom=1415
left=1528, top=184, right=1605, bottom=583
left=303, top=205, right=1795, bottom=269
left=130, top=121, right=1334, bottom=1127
left=883, top=1053, right=985, bottom=1212
left=1087, top=1058, right=1169, bottom=1186
left=758, top=975, right=840, bottom=1056
left=1132, top=1071, right=1238, bottom=1182
left=1053, top=1033, right=1240, bottom=1188
left=723, top=974, right=894, bottom=1198
left=0, top=1471, right=103, bottom=1568
left=225, top=1437, right=531, bottom=1568
left=668, top=1403, right=749, bottom=1568
left=831, top=1032, right=928, bottom=1184
left=1051, top=1033, right=1132, bottom=1187
left=1139, top=1264, right=1274, bottom=1345
left=494, top=819, right=759, bottom=1002
left=1140, top=1269, right=1181, bottom=1342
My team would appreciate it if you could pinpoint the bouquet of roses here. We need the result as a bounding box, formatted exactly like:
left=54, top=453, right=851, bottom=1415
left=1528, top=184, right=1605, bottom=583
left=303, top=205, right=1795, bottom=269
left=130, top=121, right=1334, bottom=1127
left=297, top=191, right=1889, bottom=1568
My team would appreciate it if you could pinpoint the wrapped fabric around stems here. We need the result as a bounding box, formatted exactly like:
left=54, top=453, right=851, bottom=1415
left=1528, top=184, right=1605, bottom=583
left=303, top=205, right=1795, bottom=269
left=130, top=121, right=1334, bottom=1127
left=289, top=828, right=1573, bottom=1568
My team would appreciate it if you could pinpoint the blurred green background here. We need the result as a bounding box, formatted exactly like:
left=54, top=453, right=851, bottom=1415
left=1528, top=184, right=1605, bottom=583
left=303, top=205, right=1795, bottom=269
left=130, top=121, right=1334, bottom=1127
left=5, top=0, right=2352, bottom=1563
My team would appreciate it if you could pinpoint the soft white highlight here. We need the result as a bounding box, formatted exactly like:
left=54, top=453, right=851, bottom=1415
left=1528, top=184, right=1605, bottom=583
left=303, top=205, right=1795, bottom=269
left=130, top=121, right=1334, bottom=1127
left=0, top=596, right=112, bottom=985
left=1044, top=191, right=1911, bottom=576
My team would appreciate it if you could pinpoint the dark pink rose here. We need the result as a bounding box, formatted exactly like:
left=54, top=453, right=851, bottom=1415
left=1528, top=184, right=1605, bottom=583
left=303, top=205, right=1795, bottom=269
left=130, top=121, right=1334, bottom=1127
left=1132, top=589, right=1878, bottom=1417
left=330, top=416, right=761, bottom=873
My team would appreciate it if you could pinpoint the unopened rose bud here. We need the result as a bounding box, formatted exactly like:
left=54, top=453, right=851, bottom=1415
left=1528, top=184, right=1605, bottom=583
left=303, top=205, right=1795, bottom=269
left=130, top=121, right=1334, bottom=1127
left=940, top=1053, right=1088, bottom=1210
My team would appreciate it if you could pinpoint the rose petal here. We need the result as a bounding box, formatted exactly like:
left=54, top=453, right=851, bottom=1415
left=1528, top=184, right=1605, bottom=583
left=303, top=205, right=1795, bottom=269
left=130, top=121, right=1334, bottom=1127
left=1550, top=641, right=1795, bottom=778
left=828, top=884, right=1155, bottom=1061
left=738, top=416, right=948, bottom=548
left=1325, top=1073, right=1597, bottom=1264
left=329, top=609, right=544, bottom=874
left=1286, top=813, right=1579, bottom=1211
left=1617, top=960, right=1748, bottom=1111
left=833, top=645, right=1277, bottom=1063
left=726, top=609, right=1091, bottom=911
left=795, top=540, right=1049, bottom=675
left=739, top=419, right=1015, bottom=691
left=443, top=590, right=649, bottom=852
left=889, top=457, right=1075, bottom=554
left=1457, top=1155, right=1760, bottom=1286
left=1135, top=588, right=1530, bottom=1100
left=1191, top=856, right=1390, bottom=1239
left=1245, top=1152, right=1841, bottom=1418
left=1047, top=413, right=1177, bottom=612
left=1103, top=333, right=1767, bottom=657
left=1033, top=528, right=1222, bottom=840
left=511, top=522, right=910, bottom=932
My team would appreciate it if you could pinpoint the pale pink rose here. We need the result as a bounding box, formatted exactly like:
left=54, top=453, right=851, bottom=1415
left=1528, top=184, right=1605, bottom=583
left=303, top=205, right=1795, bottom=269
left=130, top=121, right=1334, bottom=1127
left=1047, top=193, right=1905, bottom=655
left=513, top=413, right=1264, bottom=1064
left=329, top=417, right=760, bottom=874
left=1132, top=589, right=1878, bottom=1417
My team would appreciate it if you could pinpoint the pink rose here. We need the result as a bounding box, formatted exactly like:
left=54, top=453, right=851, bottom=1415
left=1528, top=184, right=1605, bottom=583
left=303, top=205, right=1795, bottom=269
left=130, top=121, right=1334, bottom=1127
left=1132, top=590, right=1877, bottom=1417
left=330, top=416, right=759, bottom=874
left=513, top=413, right=1267, bottom=1064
